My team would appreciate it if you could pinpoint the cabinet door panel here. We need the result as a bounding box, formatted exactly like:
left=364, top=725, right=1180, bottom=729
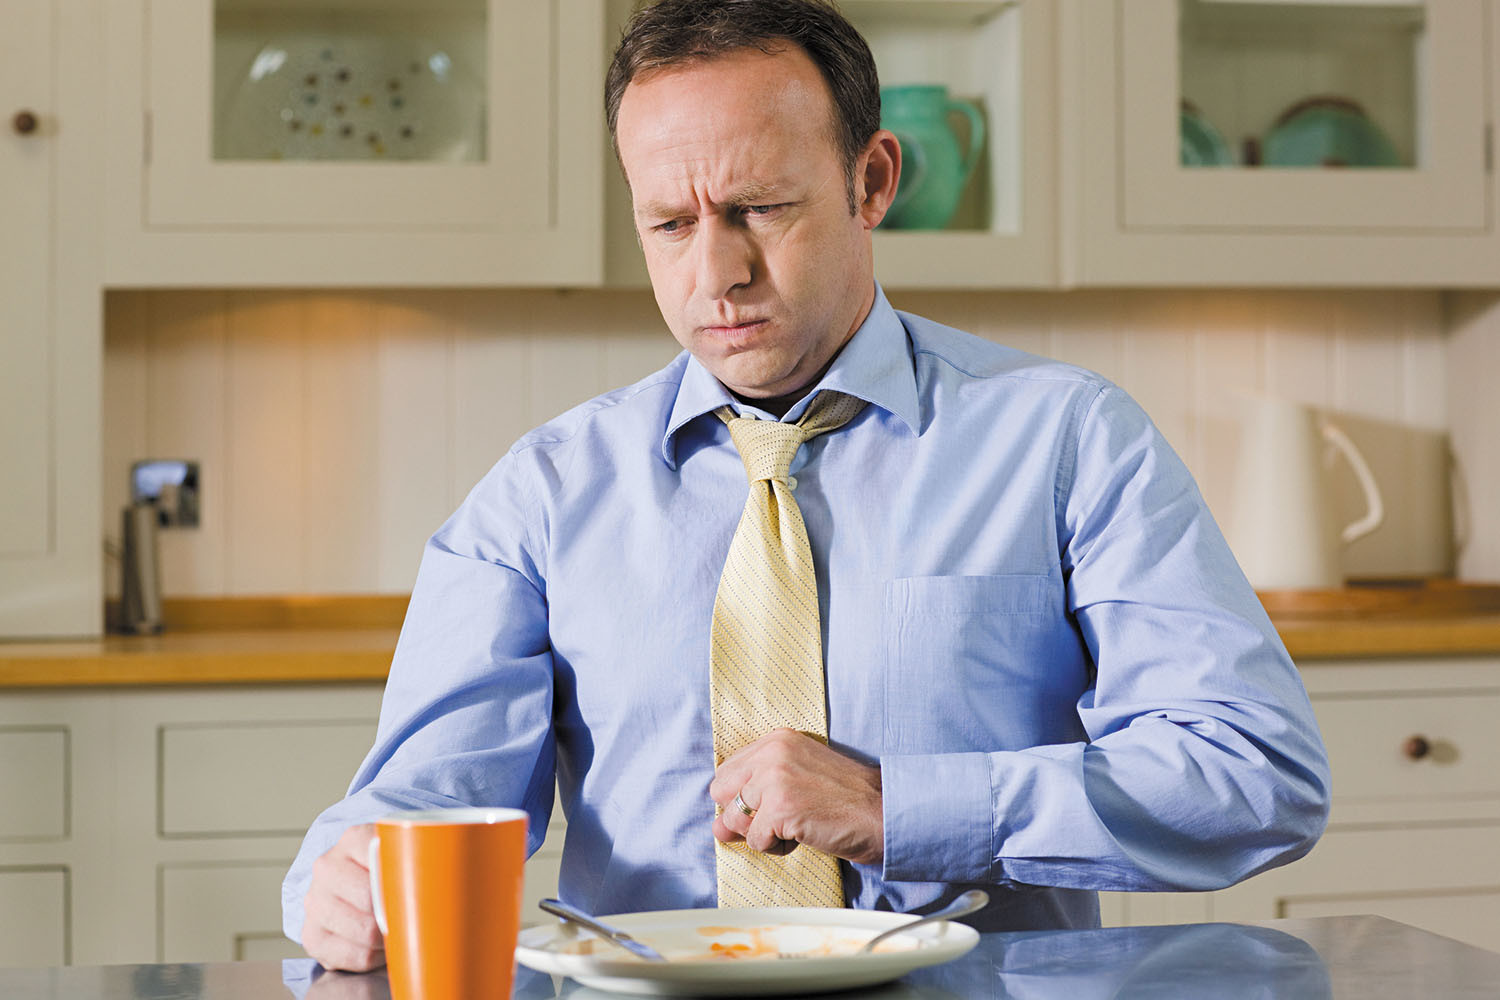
left=159, top=719, right=375, bottom=836
left=144, top=0, right=548, bottom=230
left=0, top=0, right=103, bottom=636
left=0, top=727, right=68, bottom=840
left=1118, top=0, right=1488, bottom=233
left=0, top=868, right=69, bottom=968
left=0, top=0, right=55, bottom=559
left=108, top=0, right=603, bottom=286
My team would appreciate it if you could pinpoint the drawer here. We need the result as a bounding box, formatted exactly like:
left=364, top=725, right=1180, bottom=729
left=0, top=727, right=68, bottom=841
left=159, top=720, right=375, bottom=837
left=1313, top=691, right=1500, bottom=804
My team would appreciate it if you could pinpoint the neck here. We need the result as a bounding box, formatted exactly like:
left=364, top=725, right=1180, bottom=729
left=730, top=285, right=874, bottom=418
left=732, top=386, right=808, bottom=419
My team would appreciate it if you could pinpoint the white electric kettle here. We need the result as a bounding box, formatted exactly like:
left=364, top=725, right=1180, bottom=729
left=1227, top=393, right=1384, bottom=590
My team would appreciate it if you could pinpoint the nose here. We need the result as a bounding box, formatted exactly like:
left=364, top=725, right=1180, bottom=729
left=695, top=217, right=755, bottom=300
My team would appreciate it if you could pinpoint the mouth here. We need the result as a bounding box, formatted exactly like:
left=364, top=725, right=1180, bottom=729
left=702, top=318, right=768, bottom=335
left=699, top=318, right=770, bottom=348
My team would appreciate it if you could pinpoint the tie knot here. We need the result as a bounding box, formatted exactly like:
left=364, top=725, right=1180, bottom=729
left=716, top=391, right=867, bottom=485
left=726, top=418, right=807, bottom=484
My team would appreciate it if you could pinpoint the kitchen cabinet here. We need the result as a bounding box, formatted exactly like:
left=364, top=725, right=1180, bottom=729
left=0, top=685, right=384, bottom=967
left=0, top=682, right=573, bottom=968
left=1102, top=655, right=1500, bottom=954
left=0, top=0, right=104, bottom=638
left=1069, top=0, right=1500, bottom=287
left=103, top=0, right=604, bottom=287
left=103, top=0, right=1500, bottom=291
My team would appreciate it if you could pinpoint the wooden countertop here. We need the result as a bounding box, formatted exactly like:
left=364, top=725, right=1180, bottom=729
left=2, top=593, right=1499, bottom=689
left=0, top=597, right=402, bottom=688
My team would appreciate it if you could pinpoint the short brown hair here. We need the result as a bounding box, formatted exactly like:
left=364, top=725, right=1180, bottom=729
left=605, top=0, right=881, bottom=212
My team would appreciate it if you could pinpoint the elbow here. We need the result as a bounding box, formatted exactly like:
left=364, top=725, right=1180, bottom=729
left=1232, top=748, right=1332, bottom=885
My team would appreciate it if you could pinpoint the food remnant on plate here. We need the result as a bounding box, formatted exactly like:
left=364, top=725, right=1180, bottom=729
left=688, top=925, right=924, bottom=960
left=552, top=922, right=929, bottom=961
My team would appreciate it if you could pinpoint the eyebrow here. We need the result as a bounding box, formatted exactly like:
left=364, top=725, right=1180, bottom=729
left=636, top=183, right=783, bottom=221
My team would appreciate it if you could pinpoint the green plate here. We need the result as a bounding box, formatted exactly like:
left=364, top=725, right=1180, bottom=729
left=1180, top=106, right=1233, bottom=167
left=1264, top=99, right=1401, bottom=168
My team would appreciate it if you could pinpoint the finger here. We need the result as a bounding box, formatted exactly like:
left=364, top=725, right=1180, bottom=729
left=708, top=758, right=755, bottom=807
left=314, top=891, right=384, bottom=949
left=304, top=921, right=385, bottom=973
left=714, top=784, right=757, bottom=840
left=761, top=837, right=798, bottom=857
left=311, top=848, right=377, bottom=917
left=743, top=797, right=795, bottom=856
left=712, top=812, right=743, bottom=844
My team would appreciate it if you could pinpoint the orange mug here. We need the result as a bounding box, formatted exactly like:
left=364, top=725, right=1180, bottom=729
left=368, top=807, right=529, bottom=1000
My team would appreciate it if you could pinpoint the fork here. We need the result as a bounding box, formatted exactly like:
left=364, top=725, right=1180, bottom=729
left=776, top=889, right=989, bottom=959
left=859, top=890, right=989, bottom=953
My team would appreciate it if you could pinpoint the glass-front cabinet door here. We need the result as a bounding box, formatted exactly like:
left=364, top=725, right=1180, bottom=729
left=851, top=0, right=1057, bottom=288
left=105, top=0, right=603, bottom=286
left=1074, top=0, right=1497, bottom=286
left=1120, top=0, right=1488, bottom=232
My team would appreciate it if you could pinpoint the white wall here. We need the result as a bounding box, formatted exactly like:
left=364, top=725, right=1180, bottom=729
left=102, top=288, right=1452, bottom=597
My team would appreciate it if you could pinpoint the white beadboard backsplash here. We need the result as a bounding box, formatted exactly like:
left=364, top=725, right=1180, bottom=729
left=103, top=287, right=1466, bottom=598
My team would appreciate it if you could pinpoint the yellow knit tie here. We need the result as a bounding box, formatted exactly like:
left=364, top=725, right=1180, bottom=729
left=710, top=390, right=866, bottom=908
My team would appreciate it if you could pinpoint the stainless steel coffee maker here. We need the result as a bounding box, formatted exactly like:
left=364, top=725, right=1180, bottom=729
left=119, top=460, right=199, bottom=634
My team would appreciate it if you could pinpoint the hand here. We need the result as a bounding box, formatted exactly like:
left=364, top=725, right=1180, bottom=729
left=301, top=823, right=385, bottom=972
left=709, top=729, right=884, bottom=865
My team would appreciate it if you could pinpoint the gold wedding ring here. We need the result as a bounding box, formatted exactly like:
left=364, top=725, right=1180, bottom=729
left=732, top=791, right=756, bottom=818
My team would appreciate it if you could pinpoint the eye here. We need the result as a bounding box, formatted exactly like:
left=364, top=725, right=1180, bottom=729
left=652, top=218, right=690, bottom=236
left=744, top=204, right=780, bottom=217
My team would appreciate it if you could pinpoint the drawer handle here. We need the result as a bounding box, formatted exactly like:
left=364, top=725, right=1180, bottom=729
left=1403, top=735, right=1431, bottom=761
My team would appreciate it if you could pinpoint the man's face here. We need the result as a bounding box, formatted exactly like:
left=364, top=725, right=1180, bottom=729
left=615, top=46, right=878, bottom=403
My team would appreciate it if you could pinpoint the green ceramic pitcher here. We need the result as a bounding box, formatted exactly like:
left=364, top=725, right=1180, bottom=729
left=879, top=84, right=985, bottom=230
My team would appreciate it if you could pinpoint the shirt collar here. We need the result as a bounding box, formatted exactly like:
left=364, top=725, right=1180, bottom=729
left=659, top=283, right=919, bottom=468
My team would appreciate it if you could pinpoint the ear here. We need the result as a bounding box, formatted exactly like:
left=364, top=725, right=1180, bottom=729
left=853, top=129, right=901, bottom=230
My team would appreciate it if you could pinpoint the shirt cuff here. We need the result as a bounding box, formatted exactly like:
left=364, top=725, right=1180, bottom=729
left=880, top=751, right=994, bottom=883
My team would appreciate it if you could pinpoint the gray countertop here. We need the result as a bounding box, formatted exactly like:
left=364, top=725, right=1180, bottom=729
left=3, top=915, right=1497, bottom=999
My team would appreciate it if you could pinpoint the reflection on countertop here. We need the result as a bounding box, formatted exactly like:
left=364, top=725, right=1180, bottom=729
left=6, top=915, right=1491, bottom=1000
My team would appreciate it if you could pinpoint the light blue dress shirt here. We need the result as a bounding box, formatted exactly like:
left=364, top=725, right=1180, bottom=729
left=283, top=285, right=1329, bottom=940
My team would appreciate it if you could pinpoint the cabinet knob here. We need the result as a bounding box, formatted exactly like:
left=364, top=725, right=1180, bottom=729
left=12, top=110, right=39, bottom=135
left=1403, top=735, right=1431, bottom=761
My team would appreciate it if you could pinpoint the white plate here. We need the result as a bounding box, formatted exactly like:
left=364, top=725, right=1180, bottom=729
left=515, top=906, right=979, bottom=997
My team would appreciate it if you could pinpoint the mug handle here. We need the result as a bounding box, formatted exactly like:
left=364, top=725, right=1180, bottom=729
left=1323, top=422, right=1385, bottom=544
left=947, top=98, right=986, bottom=185
left=367, top=835, right=389, bottom=935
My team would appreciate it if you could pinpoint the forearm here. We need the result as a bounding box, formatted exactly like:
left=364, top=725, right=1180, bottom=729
left=882, top=716, right=1326, bottom=892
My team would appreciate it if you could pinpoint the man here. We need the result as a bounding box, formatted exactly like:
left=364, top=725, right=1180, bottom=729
left=285, top=0, right=1330, bottom=973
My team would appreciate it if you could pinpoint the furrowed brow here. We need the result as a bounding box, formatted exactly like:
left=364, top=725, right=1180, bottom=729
left=636, top=183, right=784, bottom=221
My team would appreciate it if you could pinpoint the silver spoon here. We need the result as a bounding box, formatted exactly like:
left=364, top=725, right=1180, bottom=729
left=538, top=897, right=667, bottom=962
left=860, top=889, right=989, bottom=953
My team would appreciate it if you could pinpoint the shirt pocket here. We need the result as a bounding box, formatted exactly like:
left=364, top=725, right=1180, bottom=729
left=882, top=574, right=1078, bottom=754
